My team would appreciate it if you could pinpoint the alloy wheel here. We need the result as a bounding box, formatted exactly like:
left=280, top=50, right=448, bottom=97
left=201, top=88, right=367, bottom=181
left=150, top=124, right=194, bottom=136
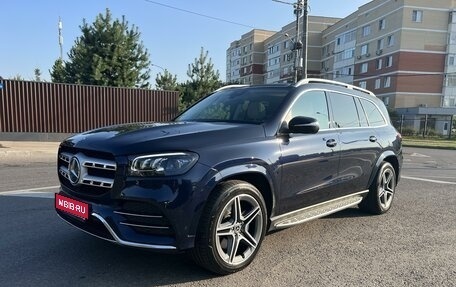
left=215, top=194, right=264, bottom=266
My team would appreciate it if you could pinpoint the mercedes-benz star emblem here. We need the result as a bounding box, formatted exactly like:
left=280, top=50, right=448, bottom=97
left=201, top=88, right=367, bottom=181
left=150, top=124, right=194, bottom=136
left=68, top=156, right=81, bottom=185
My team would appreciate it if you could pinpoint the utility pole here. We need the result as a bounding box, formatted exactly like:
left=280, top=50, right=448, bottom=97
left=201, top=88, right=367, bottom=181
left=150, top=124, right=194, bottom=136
left=301, top=0, right=308, bottom=79
left=293, top=1, right=303, bottom=83
left=273, top=0, right=304, bottom=83
left=58, top=17, right=63, bottom=60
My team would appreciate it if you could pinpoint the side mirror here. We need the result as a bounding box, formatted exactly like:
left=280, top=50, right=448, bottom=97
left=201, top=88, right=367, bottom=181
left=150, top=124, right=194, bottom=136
left=288, top=116, right=320, bottom=134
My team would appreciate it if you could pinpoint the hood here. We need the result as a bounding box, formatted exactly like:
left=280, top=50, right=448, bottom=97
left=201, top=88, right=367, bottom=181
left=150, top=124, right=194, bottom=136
left=61, top=121, right=266, bottom=156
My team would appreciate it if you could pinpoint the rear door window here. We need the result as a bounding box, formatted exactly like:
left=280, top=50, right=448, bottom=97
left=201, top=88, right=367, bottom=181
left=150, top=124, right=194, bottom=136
left=328, top=92, right=360, bottom=128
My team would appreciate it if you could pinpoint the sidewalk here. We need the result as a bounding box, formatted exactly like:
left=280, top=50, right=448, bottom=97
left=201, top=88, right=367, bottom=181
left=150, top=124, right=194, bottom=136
left=0, top=141, right=60, bottom=164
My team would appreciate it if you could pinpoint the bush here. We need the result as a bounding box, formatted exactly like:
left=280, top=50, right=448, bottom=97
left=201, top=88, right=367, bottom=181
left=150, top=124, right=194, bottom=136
left=400, top=127, right=415, bottom=136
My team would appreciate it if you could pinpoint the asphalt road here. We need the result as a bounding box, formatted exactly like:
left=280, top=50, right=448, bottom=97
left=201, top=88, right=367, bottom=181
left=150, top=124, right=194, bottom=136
left=0, top=147, right=455, bottom=287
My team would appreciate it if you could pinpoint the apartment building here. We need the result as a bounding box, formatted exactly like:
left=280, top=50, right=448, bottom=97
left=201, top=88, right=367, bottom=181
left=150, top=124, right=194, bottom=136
left=321, top=0, right=456, bottom=110
left=226, top=16, right=339, bottom=85
left=226, top=0, right=456, bottom=112
left=226, top=29, right=275, bottom=85
left=264, top=16, right=340, bottom=84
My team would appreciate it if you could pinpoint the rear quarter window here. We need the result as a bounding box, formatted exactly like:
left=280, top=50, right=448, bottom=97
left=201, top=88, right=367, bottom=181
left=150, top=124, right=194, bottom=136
left=360, top=99, right=387, bottom=127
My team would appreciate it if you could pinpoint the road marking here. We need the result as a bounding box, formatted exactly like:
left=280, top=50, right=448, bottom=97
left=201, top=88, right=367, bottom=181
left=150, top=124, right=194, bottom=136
left=0, top=185, right=60, bottom=195
left=1, top=191, right=57, bottom=199
left=409, top=153, right=430, bottom=158
left=402, top=176, right=456, bottom=185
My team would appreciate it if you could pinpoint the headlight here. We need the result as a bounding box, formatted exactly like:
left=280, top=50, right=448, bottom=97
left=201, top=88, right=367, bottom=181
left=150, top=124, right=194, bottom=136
left=129, top=152, right=198, bottom=177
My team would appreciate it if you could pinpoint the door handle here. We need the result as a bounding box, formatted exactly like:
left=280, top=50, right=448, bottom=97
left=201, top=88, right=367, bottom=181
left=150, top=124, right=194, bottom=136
left=369, top=136, right=377, bottom=142
left=326, top=139, right=337, bottom=148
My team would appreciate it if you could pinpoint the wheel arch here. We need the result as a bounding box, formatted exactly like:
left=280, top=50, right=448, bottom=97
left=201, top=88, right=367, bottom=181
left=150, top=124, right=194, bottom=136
left=370, top=151, right=400, bottom=187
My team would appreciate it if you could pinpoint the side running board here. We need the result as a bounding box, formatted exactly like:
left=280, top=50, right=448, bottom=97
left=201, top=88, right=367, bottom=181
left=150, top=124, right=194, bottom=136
left=270, top=190, right=368, bottom=230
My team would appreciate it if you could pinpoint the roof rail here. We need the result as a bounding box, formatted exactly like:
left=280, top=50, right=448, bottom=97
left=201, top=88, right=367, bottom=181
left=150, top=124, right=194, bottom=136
left=215, top=84, right=248, bottom=92
left=294, top=78, right=376, bottom=97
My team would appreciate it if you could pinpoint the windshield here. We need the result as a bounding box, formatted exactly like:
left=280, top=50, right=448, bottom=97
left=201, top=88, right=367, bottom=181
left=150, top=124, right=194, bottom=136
left=175, top=87, right=291, bottom=124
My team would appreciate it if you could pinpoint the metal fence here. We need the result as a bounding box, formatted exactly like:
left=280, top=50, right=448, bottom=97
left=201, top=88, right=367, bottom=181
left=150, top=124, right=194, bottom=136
left=391, top=116, right=455, bottom=139
left=0, top=80, right=179, bottom=134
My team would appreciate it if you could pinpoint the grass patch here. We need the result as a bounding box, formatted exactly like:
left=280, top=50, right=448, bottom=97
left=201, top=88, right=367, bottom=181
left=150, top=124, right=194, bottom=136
left=402, top=137, right=456, bottom=150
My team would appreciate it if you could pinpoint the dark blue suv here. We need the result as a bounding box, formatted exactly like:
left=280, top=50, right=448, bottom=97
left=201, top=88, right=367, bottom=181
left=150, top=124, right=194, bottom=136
left=55, top=79, right=402, bottom=274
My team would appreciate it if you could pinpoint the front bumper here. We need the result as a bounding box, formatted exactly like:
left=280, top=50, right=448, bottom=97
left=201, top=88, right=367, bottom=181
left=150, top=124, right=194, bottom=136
left=57, top=210, right=177, bottom=250
left=56, top=162, right=218, bottom=252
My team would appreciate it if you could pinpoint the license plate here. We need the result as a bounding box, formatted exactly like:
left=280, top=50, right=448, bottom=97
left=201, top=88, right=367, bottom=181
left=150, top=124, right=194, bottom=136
left=55, top=194, right=90, bottom=220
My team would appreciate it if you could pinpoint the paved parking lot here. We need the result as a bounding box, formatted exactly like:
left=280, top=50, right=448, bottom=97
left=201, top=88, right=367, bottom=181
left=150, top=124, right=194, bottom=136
left=0, top=147, right=455, bottom=286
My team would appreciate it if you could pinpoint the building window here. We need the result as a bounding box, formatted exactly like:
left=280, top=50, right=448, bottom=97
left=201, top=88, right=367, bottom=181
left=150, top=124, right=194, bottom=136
left=449, top=56, right=455, bottom=66
left=249, top=43, right=253, bottom=51
left=375, top=78, right=381, bottom=89
left=386, top=55, right=393, bottom=67
left=361, top=63, right=368, bottom=73
left=337, top=37, right=341, bottom=45
left=379, top=19, right=386, bottom=30
left=387, top=34, right=395, bottom=46
left=362, top=25, right=371, bottom=37
left=339, top=30, right=356, bottom=44
left=361, top=44, right=369, bottom=55
left=249, top=55, right=252, bottom=63
left=383, top=96, right=390, bottom=106
left=376, top=59, right=383, bottom=69
left=377, top=38, right=384, bottom=50
left=243, top=46, right=247, bottom=53
left=412, top=10, right=423, bottom=22
left=384, top=76, right=391, bottom=88
left=359, top=81, right=367, bottom=89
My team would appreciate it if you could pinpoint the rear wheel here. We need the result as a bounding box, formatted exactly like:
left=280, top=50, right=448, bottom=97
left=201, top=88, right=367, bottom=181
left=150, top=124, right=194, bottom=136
left=359, top=162, right=396, bottom=215
left=190, top=180, right=267, bottom=275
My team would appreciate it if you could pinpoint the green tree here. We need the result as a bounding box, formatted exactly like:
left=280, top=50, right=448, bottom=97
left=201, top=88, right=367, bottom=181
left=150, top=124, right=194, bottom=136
left=11, top=74, right=24, bottom=81
left=155, top=70, right=179, bottom=91
left=50, top=59, right=66, bottom=83
left=50, top=9, right=151, bottom=88
left=181, top=47, right=221, bottom=109
left=34, top=68, right=42, bottom=82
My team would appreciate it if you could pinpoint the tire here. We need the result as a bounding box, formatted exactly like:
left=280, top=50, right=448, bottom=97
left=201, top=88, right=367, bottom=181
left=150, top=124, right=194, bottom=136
left=359, top=162, right=396, bottom=215
left=190, top=180, right=267, bottom=275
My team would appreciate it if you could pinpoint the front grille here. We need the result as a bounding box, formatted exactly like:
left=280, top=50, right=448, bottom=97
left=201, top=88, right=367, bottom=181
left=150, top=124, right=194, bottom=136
left=58, top=148, right=117, bottom=195
left=116, top=202, right=175, bottom=236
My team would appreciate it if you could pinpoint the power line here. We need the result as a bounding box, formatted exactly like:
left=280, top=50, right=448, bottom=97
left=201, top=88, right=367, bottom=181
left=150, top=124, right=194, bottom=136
left=143, top=0, right=255, bottom=29
left=322, top=72, right=456, bottom=78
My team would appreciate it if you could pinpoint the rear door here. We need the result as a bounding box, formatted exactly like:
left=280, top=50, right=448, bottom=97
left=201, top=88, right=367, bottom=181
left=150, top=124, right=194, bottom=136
left=328, top=92, right=382, bottom=196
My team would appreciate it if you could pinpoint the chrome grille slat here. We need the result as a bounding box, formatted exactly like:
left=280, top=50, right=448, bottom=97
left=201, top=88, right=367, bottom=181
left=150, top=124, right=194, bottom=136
left=81, top=175, right=114, bottom=188
left=59, top=166, right=70, bottom=180
left=82, top=159, right=117, bottom=171
left=59, top=152, right=72, bottom=163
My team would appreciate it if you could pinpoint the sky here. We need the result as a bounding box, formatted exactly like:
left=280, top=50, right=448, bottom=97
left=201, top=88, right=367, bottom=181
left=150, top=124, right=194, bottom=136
left=0, top=0, right=370, bottom=85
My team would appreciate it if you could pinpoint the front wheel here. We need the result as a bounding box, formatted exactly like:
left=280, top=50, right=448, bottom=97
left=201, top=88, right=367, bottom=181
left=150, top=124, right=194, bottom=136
left=359, top=162, right=397, bottom=215
left=190, top=180, right=267, bottom=275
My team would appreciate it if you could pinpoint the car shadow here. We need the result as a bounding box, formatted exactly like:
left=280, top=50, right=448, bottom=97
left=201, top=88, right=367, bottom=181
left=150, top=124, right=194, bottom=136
left=48, top=233, right=218, bottom=286
left=324, top=207, right=373, bottom=219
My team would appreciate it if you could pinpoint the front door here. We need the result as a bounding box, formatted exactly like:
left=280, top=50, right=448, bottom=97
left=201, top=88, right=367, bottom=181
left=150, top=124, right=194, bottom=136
left=278, top=90, right=340, bottom=214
